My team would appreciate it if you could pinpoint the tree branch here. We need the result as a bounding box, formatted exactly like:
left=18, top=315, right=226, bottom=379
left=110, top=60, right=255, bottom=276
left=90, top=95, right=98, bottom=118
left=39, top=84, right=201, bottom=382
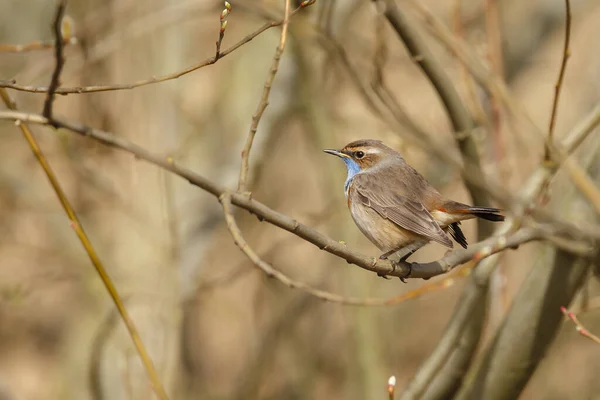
left=561, top=306, right=600, bottom=345
left=0, top=110, right=559, bottom=282
left=0, top=2, right=315, bottom=95
left=545, top=0, right=572, bottom=161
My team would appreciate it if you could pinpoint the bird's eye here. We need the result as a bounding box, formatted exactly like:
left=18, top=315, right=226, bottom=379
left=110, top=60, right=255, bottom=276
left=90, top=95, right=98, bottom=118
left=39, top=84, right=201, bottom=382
left=355, top=151, right=365, bottom=159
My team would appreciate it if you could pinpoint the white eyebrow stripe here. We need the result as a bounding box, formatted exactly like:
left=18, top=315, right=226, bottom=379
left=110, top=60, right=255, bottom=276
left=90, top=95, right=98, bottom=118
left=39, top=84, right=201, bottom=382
left=365, top=148, right=381, bottom=154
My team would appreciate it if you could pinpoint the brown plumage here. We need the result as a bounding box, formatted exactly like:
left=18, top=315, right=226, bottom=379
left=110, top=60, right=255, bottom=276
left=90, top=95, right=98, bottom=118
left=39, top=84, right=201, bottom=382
left=324, top=139, right=504, bottom=261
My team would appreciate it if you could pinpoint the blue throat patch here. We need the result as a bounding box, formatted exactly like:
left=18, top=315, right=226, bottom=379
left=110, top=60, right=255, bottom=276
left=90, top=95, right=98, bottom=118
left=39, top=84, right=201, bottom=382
left=342, top=157, right=361, bottom=196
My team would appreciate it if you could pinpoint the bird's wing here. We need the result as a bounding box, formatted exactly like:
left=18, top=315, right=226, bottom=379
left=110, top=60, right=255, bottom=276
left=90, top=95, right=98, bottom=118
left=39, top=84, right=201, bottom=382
left=353, top=174, right=453, bottom=248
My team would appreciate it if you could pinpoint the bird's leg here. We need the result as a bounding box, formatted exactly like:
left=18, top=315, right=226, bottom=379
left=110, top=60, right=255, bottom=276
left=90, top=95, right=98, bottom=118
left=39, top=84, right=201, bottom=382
left=378, top=248, right=403, bottom=279
left=379, top=248, right=399, bottom=260
left=399, top=249, right=416, bottom=263
left=378, top=248, right=414, bottom=282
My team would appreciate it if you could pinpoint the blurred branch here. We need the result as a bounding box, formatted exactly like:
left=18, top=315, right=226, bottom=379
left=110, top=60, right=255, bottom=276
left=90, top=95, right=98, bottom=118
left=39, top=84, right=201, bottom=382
left=0, top=110, right=571, bottom=283
left=544, top=0, right=572, bottom=162
left=0, top=96, right=169, bottom=400
left=456, top=249, right=596, bottom=399
left=0, top=38, right=76, bottom=53
left=377, top=0, right=492, bottom=238
left=562, top=157, right=600, bottom=215
left=0, top=1, right=315, bottom=95
left=453, top=1, right=489, bottom=128
left=484, top=0, right=505, bottom=164
left=454, top=134, right=600, bottom=400
left=0, top=13, right=76, bottom=53
left=42, top=0, right=67, bottom=121
left=238, top=0, right=292, bottom=193
left=403, top=0, right=543, bottom=137
left=400, top=104, right=600, bottom=399
left=231, top=293, right=316, bottom=399
left=561, top=306, right=600, bottom=345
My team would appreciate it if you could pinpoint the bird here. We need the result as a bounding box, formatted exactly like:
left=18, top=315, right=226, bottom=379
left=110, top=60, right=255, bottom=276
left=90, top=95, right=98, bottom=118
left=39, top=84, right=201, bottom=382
left=324, top=139, right=504, bottom=274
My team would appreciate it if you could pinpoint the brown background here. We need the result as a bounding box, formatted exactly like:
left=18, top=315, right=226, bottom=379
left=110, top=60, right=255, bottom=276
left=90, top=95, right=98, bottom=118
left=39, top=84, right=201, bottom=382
left=1, top=0, right=600, bottom=399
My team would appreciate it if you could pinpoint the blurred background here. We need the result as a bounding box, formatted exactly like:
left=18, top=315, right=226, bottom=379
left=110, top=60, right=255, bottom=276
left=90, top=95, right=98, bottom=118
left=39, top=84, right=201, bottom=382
left=1, top=0, right=600, bottom=399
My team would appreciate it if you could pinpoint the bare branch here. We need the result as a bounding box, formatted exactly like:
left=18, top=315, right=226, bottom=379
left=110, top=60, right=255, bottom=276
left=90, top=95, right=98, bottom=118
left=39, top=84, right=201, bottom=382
left=42, top=0, right=67, bottom=121
left=0, top=110, right=560, bottom=282
left=0, top=2, right=315, bottom=95
left=545, top=0, right=572, bottom=161
left=215, top=1, right=232, bottom=59
left=238, top=0, right=292, bottom=193
left=221, top=192, right=479, bottom=305
left=561, top=306, right=600, bottom=345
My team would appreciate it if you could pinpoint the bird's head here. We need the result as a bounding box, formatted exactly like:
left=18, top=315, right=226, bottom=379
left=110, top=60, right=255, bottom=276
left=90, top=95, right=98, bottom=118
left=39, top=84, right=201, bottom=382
left=324, top=139, right=393, bottom=172
left=324, top=139, right=397, bottom=194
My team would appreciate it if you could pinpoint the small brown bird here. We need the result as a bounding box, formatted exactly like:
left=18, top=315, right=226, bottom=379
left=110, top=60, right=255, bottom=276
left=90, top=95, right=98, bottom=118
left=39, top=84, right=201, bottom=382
left=324, top=139, right=504, bottom=265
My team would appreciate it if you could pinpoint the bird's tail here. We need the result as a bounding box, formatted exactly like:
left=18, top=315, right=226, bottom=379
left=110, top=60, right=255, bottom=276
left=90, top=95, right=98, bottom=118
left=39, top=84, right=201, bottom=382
left=441, top=201, right=505, bottom=222
left=466, top=206, right=505, bottom=222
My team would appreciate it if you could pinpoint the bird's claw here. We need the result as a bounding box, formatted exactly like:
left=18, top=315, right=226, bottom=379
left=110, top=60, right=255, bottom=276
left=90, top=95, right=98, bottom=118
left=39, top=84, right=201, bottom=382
left=399, top=262, right=412, bottom=283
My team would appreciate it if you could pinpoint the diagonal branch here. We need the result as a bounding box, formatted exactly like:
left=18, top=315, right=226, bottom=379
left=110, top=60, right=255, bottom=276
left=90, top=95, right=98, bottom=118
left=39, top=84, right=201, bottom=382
left=561, top=306, right=600, bottom=345
left=0, top=110, right=568, bottom=281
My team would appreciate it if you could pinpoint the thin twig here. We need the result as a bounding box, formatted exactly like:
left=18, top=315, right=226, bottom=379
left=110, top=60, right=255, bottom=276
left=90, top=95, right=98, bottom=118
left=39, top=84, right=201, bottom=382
left=42, top=0, right=67, bottom=121
left=0, top=2, right=315, bottom=95
left=561, top=306, right=600, bottom=344
left=545, top=0, right=572, bottom=161
left=238, top=0, right=292, bottom=193
left=0, top=91, right=169, bottom=400
left=0, top=110, right=563, bottom=281
left=215, top=1, right=232, bottom=59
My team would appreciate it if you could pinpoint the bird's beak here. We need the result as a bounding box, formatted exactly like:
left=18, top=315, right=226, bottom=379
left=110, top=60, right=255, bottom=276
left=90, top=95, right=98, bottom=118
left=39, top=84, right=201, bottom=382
left=323, top=149, right=349, bottom=158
